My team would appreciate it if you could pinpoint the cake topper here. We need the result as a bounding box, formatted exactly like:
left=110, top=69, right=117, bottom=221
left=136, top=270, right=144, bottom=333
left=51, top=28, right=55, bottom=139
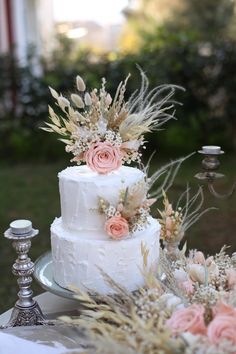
left=42, top=70, right=182, bottom=174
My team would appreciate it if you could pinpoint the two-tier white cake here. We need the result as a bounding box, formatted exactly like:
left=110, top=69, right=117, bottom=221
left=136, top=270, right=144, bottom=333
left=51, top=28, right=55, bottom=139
left=51, top=165, right=160, bottom=294
left=43, top=72, right=173, bottom=295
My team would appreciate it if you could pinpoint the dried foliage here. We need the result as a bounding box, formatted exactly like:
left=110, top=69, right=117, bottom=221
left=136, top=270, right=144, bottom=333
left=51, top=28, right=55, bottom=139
left=158, top=187, right=215, bottom=243
left=42, top=70, right=183, bottom=166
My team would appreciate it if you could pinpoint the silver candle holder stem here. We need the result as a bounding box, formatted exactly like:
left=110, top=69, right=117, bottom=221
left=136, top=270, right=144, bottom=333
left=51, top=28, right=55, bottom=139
left=2, top=220, right=46, bottom=328
left=195, top=145, right=236, bottom=199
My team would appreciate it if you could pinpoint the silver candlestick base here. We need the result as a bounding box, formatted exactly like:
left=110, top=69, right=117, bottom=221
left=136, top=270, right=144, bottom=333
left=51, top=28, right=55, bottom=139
left=1, top=220, right=46, bottom=328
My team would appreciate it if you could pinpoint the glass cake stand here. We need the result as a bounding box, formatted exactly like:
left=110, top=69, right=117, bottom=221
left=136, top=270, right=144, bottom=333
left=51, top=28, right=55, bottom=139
left=34, top=251, right=76, bottom=300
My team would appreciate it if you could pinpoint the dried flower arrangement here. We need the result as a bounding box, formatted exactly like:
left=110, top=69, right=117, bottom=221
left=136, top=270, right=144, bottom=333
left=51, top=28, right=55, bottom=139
left=99, top=179, right=156, bottom=239
left=42, top=70, right=182, bottom=174
left=158, top=188, right=212, bottom=244
left=61, top=245, right=236, bottom=354
left=98, top=156, right=191, bottom=240
left=158, top=187, right=214, bottom=258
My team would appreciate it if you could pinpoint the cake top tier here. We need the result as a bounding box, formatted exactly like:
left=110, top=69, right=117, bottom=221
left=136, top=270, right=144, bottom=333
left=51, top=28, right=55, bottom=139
left=42, top=70, right=181, bottom=175
left=58, top=165, right=156, bottom=238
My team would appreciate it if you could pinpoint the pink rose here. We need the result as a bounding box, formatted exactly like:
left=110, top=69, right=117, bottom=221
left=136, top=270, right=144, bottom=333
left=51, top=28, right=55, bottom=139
left=85, top=142, right=122, bottom=174
left=207, top=315, right=236, bottom=345
left=166, top=304, right=207, bottom=335
left=105, top=216, right=129, bottom=240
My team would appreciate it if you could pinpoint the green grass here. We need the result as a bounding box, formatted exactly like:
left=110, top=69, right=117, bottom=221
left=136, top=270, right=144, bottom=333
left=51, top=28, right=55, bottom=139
left=0, top=155, right=235, bottom=313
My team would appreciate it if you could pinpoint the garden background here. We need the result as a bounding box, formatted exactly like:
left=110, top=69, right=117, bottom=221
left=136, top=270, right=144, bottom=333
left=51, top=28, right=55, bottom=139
left=0, top=0, right=235, bottom=311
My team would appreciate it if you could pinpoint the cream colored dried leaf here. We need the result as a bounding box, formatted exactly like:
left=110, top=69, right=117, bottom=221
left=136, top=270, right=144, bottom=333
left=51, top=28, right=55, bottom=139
left=84, top=92, right=92, bottom=106
left=58, top=96, right=70, bottom=110
left=48, top=106, right=61, bottom=127
left=71, top=94, right=85, bottom=108
left=45, top=122, right=64, bottom=135
left=76, top=75, right=86, bottom=91
left=49, top=86, right=59, bottom=99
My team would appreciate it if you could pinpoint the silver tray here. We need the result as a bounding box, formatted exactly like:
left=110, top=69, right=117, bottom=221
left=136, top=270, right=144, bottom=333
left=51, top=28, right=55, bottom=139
left=34, top=251, right=76, bottom=300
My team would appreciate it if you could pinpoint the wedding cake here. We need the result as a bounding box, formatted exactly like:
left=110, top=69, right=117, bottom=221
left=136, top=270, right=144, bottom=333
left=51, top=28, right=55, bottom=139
left=43, top=72, right=177, bottom=294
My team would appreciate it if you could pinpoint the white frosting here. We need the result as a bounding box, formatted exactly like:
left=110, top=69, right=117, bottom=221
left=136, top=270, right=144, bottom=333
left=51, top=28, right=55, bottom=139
left=51, top=217, right=160, bottom=294
left=59, top=165, right=145, bottom=232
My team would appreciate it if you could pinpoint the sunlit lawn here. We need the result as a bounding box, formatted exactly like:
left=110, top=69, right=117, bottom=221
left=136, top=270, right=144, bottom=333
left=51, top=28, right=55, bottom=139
left=0, top=154, right=235, bottom=313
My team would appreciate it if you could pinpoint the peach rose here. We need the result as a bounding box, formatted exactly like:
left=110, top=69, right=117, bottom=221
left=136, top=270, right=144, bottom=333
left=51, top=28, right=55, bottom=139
left=105, top=216, right=129, bottom=240
left=85, top=142, right=122, bottom=174
left=166, top=304, right=207, bottom=335
left=213, top=302, right=236, bottom=317
left=207, top=315, right=236, bottom=345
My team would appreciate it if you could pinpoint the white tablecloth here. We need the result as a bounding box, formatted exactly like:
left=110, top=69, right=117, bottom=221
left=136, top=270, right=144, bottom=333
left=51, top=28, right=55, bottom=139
left=0, top=332, right=75, bottom=354
left=0, top=292, right=87, bottom=354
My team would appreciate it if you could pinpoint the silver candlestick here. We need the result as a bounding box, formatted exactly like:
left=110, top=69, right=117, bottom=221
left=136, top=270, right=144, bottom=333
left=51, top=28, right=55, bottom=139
left=195, top=145, right=236, bottom=199
left=2, top=220, right=46, bottom=327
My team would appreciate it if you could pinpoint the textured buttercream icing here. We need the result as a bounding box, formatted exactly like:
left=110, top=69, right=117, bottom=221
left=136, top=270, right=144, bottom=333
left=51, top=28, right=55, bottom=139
left=59, top=165, right=145, bottom=233
left=51, top=216, right=160, bottom=294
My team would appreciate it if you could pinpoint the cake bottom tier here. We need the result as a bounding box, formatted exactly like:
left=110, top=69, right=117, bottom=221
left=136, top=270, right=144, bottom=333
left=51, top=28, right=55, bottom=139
left=51, top=217, right=160, bottom=294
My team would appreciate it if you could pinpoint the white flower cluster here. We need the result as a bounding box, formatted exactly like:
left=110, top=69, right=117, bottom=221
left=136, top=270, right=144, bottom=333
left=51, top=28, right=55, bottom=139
left=125, top=150, right=142, bottom=165
left=104, top=130, right=122, bottom=147
left=104, top=206, right=116, bottom=218
left=130, top=208, right=150, bottom=232
left=191, top=284, right=221, bottom=307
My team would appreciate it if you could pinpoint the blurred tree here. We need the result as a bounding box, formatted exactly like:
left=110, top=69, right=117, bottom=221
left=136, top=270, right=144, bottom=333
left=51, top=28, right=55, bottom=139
left=119, top=0, right=236, bottom=152
left=120, top=0, right=236, bottom=50
left=120, top=0, right=182, bottom=52
left=171, top=0, right=236, bottom=40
